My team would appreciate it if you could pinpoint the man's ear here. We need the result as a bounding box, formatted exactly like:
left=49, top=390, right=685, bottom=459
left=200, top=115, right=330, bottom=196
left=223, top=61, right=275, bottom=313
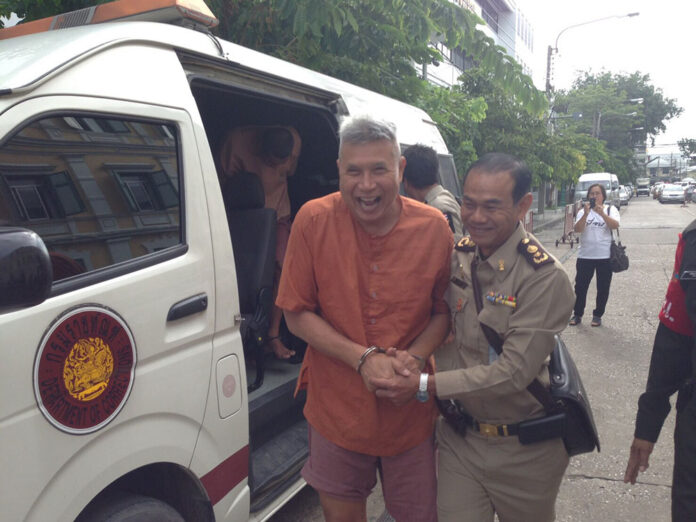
left=516, top=192, right=533, bottom=220
left=397, top=156, right=406, bottom=183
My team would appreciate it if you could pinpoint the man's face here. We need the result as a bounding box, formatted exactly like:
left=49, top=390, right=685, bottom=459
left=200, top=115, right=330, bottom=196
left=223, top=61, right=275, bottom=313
left=460, top=168, right=532, bottom=256
left=338, top=139, right=404, bottom=234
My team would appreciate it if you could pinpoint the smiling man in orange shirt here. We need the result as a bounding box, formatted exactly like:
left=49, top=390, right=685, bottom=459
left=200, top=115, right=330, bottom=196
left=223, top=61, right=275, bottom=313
left=277, top=116, right=452, bottom=521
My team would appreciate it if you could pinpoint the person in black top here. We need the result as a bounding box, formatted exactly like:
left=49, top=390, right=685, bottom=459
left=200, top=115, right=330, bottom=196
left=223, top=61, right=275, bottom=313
left=624, top=220, right=696, bottom=521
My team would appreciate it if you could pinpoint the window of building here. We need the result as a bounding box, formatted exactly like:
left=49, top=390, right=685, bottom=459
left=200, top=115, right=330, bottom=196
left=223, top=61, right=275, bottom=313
left=479, top=0, right=499, bottom=33
left=3, top=171, right=84, bottom=221
left=115, top=170, right=178, bottom=212
left=64, top=116, right=130, bottom=134
left=0, top=114, right=182, bottom=283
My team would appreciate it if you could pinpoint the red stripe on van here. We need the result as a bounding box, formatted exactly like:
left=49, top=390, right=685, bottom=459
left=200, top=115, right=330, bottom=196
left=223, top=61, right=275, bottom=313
left=201, top=445, right=250, bottom=505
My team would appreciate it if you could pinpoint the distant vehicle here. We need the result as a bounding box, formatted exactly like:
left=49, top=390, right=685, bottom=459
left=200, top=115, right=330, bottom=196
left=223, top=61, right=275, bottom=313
left=619, top=186, right=630, bottom=205
left=625, top=183, right=634, bottom=198
left=653, top=182, right=665, bottom=199
left=574, top=172, right=621, bottom=208
left=660, top=184, right=685, bottom=204
left=636, top=177, right=650, bottom=196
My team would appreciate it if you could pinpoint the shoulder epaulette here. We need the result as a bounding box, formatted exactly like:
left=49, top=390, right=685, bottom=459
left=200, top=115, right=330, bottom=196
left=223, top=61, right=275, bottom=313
left=518, top=237, right=553, bottom=269
left=455, top=236, right=476, bottom=252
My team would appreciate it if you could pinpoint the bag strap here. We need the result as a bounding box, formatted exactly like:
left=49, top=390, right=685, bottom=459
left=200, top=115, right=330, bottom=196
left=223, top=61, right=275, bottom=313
left=605, top=205, right=621, bottom=242
left=470, top=257, right=557, bottom=413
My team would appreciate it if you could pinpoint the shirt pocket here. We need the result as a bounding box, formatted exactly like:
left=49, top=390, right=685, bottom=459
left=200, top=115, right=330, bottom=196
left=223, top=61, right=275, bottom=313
left=478, top=300, right=514, bottom=338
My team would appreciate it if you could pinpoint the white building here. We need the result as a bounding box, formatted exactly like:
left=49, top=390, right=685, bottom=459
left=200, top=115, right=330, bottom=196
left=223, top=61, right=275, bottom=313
left=424, top=0, right=535, bottom=87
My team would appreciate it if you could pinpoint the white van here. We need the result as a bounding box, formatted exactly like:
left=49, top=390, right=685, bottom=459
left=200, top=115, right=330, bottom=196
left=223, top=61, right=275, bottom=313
left=0, top=2, right=459, bottom=521
left=574, top=172, right=621, bottom=209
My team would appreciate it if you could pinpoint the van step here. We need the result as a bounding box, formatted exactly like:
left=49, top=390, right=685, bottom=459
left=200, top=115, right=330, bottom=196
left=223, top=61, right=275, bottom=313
left=249, top=419, right=308, bottom=512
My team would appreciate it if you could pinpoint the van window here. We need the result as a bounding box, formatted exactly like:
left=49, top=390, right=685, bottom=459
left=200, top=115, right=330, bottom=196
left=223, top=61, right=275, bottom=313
left=576, top=180, right=610, bottom=193
left=0, top=115, right=182, bottom=282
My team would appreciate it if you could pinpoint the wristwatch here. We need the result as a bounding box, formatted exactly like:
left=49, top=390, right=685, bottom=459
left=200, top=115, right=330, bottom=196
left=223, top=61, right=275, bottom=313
left=415, top=373, right=429, bottom=403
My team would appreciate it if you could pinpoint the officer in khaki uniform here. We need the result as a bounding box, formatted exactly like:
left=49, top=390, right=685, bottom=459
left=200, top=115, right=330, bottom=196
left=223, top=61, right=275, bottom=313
left=434, top=153, right=574, bottom=521
left=402, top=143, right=464, bottom=241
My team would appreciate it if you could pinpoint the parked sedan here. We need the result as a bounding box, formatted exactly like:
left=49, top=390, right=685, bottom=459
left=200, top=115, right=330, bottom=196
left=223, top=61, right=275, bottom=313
left=659, top=184, right=685, bottom=204
left=619, top=186, right=630, bottom=205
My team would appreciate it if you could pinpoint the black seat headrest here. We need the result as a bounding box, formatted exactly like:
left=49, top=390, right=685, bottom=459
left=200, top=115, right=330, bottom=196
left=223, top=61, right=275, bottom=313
left=224, top=171, right=265, bottom=211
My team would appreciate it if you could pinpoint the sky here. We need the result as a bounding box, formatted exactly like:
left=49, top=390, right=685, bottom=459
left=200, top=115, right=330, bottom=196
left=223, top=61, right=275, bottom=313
left=517, top=0, right=693, bottom=157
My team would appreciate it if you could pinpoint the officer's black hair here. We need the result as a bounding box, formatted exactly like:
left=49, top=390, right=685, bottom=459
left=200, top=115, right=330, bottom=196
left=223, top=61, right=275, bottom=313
left=464, top=152, right=532, bottom=203
left=403, top=144, right=439, bottom=188
left=260, top=127, right=294, bottom=160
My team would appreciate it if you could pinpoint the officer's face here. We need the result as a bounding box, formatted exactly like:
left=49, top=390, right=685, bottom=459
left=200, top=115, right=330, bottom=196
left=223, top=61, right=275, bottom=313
left=461, top=169, right=532, bottom=257
left=338, top=139, right=405, bottom=235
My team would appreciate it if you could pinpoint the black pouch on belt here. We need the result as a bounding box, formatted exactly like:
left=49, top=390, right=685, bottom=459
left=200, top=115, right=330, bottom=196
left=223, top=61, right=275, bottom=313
left=517, top=412, right=567, bottom=445
left=436, top=398, right=471, bottom=437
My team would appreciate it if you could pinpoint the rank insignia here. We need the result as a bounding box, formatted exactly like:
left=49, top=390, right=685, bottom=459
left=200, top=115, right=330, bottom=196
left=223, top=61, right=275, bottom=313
left=518, top=236, right=553, bottom=269
left=455, top=236, right=476, bottom=252
left=486, top=291, right=517, bottom=309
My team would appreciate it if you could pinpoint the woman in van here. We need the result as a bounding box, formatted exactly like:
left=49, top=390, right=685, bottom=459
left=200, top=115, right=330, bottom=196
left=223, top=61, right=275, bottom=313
left=569, top=183, right=620, bottom=327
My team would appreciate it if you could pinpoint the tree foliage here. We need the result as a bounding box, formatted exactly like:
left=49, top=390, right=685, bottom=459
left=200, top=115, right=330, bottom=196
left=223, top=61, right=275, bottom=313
left=678, top=139, right=696, bottom=165
left=208, top=0, right=546, bottom=113
left=458, top=68, right=583, bottom=187
left=552, top=71, right=682, bottom=181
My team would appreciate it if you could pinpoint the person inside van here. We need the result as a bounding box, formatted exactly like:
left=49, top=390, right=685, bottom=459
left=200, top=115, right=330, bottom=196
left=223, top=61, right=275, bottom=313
left=569, top=183, right=620, bottom=327
left=219, top=125, right=302, bottom=360
left=402, top=144, right=464, bottom=241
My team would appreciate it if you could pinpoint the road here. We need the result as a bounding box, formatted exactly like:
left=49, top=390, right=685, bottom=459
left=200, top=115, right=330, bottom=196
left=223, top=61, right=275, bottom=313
left=270, top=196, right=693, bottom=521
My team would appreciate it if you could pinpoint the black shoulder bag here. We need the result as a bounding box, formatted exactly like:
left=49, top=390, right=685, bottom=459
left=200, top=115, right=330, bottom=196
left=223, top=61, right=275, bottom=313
left=471, top=259, right=600, bottom=456
left=609, top=227, right=629, bottom=273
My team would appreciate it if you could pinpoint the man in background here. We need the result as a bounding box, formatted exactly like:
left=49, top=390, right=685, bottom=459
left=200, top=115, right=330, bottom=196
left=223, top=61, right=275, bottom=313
left=402, top=144, right=463, bottom=241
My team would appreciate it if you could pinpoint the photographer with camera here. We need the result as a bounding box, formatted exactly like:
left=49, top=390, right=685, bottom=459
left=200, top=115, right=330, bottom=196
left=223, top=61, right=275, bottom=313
left=569, top=183, right=620, bottom=327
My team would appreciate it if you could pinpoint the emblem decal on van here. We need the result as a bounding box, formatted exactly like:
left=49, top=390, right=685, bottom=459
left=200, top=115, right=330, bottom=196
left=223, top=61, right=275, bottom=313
left=33, top=306, right=136, bottom=434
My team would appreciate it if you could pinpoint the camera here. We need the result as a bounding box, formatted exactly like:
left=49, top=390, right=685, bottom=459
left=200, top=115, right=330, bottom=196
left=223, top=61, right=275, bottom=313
left=589, top=197, right=596, bottom=208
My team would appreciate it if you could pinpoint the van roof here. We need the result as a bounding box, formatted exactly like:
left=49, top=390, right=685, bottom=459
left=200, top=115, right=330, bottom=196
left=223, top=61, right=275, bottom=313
left=578, top=172, right=613, bottom=179
left=0, top=21, right=448, bottom=153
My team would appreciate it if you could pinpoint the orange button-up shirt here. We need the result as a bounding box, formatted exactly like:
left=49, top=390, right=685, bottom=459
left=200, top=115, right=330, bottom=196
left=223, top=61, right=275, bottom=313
left=277, top=192, right=452, bottom=456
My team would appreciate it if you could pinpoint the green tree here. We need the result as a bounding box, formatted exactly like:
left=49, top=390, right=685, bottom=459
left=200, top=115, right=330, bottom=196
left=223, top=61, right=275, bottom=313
left=553, top=72, right=681, bottom=181
left=458, top=67, right=583, bottom=189
left=678, top=139, right=696, bottom=166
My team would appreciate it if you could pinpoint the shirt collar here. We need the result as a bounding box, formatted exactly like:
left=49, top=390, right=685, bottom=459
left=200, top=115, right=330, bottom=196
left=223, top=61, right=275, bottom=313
left=423, top=185, right=443, bottom=204
left=477, top=223, right=526, bottom=280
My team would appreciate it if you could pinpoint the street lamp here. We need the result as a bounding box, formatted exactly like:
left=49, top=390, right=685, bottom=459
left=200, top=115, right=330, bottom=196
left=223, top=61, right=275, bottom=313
left=545, top=12, right=640, bottom=95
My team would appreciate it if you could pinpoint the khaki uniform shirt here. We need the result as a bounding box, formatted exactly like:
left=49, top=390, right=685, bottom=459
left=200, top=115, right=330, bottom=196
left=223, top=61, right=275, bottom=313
left=424, top=185, right=464, bottom=242
left=434, top=224, right=574, bottom=424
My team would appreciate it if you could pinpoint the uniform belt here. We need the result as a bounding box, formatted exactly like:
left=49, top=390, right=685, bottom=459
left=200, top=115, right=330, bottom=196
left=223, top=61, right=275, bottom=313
left=470, top=419, right=519, bottom=437
left=436, top=398, right=519, bottom=438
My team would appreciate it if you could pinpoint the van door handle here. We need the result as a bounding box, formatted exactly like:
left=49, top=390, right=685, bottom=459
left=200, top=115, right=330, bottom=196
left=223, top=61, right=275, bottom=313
left=167, top=293, right=208, bottom=321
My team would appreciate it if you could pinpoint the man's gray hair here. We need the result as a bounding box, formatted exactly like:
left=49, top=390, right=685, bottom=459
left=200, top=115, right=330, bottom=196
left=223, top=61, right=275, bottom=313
left=338, top=116, right=400, bottom=158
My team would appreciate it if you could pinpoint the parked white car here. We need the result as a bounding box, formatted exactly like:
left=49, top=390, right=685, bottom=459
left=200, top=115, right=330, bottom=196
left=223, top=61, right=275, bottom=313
left=619, top=186, right=630, bottom=205
left=659, top=184, right=686, bottom=204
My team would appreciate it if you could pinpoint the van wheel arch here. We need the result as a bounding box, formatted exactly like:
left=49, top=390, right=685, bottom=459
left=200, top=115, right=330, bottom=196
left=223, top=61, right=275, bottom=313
left=75, top=462, right=213, bottom=522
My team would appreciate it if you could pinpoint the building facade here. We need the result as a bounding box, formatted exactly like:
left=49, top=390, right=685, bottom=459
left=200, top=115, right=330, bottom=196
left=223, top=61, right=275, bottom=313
left=424, top=0, right=535, bottom=87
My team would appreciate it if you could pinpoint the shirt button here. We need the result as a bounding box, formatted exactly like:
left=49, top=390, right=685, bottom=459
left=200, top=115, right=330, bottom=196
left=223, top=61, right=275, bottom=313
left=371, top=291, right=377, bottom=299
left=370, top=318, right=376, bottom=325
left=372, top=264, right=379, bottom=272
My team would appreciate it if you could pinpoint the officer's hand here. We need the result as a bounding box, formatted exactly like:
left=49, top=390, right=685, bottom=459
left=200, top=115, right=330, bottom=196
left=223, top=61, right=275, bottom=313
left=372, top=372, right=420, bottom=407
left=384, top=347, right=421, bottom=374
left=583, top=201, right=591, bottom=214
left=623, top=438, right=655, bottom=484
left=359, top=353, right=398, bottom=393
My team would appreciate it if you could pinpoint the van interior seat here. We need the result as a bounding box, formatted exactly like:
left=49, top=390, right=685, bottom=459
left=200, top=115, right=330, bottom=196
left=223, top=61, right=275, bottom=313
left=223, top=171, right=276, bottom=392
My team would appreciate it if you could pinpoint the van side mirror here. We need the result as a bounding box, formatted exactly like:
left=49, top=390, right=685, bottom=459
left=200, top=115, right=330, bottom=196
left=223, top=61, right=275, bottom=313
left=0, top=228, right=52, bottom=313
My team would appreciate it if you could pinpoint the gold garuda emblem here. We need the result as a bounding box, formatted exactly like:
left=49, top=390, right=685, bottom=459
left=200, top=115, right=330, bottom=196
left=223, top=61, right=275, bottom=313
left=63, top=337, right=115, bottom=401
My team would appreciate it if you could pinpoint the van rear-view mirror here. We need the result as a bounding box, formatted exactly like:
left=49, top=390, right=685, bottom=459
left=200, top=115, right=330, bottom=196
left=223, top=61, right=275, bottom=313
left=0, top=228, right=52, bottom=313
